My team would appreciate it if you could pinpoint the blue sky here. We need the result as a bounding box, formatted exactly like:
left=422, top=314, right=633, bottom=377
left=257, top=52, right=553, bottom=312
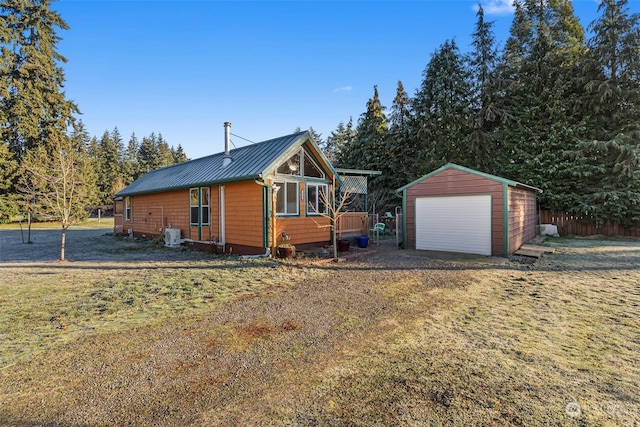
left=52, top=0, right=621, bottom=159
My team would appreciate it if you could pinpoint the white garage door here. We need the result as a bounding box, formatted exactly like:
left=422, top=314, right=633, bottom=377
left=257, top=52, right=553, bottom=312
left=415, top=195, right=492, bottom=256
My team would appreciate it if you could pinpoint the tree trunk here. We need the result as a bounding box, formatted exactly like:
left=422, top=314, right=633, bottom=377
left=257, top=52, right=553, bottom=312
left=60, top=227, right=66, bottom=261
left=332, top=223, right=338, bottom=260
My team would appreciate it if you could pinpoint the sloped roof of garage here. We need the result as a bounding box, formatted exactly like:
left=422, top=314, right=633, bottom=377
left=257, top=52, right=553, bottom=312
left=396, top=163, right=542, bottom=194
left=116, top=131, right=339, bottom=197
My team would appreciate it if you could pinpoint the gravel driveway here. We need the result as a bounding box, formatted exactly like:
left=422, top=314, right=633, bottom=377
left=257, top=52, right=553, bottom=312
left=0, top=226, right=116, bottom=262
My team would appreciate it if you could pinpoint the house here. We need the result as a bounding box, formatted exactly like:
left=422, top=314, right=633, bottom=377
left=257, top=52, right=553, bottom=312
left=114, top=123, right=368, bottom=255
left=396, top=163, right=542, bottom=257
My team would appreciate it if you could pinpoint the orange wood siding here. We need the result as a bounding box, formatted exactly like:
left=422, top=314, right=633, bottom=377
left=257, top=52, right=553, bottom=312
left=224, top=181, right=265, bottom=248
left=122, top=189, right=190, bottom=238
left=122, top=188, right=221, bottom=241
left=268, top=180, right=332, bottom=247
left=276, top=216, right=331, bottom=246
left=404, top=169, right=504, bottom=256
left=122, top=176, right=333, bottom=251
left=508, top=187, right=537, bottom=253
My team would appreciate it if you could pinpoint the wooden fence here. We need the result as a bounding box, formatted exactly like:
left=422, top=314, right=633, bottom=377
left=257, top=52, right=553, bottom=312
left=337, top=212, right=367, bottom=237
left=539, top=210, right=640, bottom=238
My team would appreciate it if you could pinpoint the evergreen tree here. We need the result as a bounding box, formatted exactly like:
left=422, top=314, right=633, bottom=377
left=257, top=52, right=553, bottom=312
left=0, top=0, right=79, bottom=158
left=576, top=0, right=640, bottom=224
left=498, top=0, right=588, bottom=211
left=385, top=81, right=415, bottom=190
left=156, top=133, right=174, bottom=168
left=122, top=133, right=139, bottom=182
left=94, top=128, right=124, bottom=204
left=137, top=133, right=161, bottom=176
left=308, top=126, right=323, bottom=148
left=468, top=4, right=505, bottom=172
left=411, top=40, right=472, bottom=171
left=0, top=141, right=19, bottom=222
left=341, top=85, right=388, bottom=183
left=324, top=118, right=356, bottom=166
left=171, top=144, right=188, bottom=164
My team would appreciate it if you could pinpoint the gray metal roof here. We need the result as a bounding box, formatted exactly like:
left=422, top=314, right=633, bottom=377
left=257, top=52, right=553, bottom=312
left=116, top=131, right=307, bottom=197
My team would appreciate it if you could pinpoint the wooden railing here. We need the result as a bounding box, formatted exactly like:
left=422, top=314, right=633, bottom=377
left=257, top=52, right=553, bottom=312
left=337, top=212, right=367, bottom=237
left=540, top=210, right=640, bottom=238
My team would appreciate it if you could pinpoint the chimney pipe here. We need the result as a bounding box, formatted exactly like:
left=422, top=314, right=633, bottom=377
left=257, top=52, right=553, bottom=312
left=222, top=122, right=232, bottom=168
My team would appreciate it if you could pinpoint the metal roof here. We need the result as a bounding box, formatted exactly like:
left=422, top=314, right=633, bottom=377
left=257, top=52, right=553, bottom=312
left=116, top=131, right=308, bottom=197
left=396, top=163, right=543, bottom=194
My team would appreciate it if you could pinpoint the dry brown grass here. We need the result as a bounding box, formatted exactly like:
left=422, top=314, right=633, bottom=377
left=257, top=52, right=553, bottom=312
left=0, top=237, right=638, bottom=426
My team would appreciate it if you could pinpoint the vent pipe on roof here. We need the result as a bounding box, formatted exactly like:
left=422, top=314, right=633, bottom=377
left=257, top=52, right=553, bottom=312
left=222, top=122, right=232, bottom=168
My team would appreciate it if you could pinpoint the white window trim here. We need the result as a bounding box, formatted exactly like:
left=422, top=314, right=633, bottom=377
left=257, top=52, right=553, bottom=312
left=306, top=183, right=328, bottom=215
left=190, top=188, right=199, bottom=225
left=125, top=197, right=131, bottom=221
left=200, top=187, right=210, bottom=225
left=274, top=180, right=299, bottom=216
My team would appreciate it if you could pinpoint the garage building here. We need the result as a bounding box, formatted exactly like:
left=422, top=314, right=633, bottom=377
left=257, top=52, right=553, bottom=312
left=397, top=163, right=542, bottom=257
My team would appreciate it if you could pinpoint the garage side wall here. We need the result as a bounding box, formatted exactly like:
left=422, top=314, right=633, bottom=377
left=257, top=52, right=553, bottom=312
left=405, top=169, right=504, bottom=256
left=508, top=187, right=537, bottom=253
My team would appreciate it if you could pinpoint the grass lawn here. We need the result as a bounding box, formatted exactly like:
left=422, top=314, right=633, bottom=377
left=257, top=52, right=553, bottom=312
left=0, top=236, right=638, bottom=426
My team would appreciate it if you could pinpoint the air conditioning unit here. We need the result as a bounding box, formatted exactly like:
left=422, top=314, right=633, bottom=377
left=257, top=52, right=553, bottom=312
left=165, top=228, right=182, bottom=248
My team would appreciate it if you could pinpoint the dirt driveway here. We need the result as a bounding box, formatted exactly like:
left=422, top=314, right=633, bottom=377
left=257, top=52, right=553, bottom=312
left=1, top=233, right=638, bottom=426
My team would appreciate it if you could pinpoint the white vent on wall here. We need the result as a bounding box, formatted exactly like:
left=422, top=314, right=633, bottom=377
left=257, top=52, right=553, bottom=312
left=165, top=228, right=182, bottom=247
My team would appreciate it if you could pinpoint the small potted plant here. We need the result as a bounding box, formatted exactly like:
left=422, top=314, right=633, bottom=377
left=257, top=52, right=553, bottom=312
left=277, top=243, right=296, bottom=259
left=337, top=238, right=351, bottom=252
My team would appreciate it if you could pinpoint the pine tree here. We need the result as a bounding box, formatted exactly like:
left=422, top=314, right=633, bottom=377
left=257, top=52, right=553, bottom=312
left=0, top=141, right=19, bottom=222
left=498, top=0, right=588, bottom=211
left=137, top=133, right=161, bottom=176
left=93, top=128, right=124, bottom=204
left=468, top=4, right=505, bottom=173
left=576, top=0, right=640, bottom=224
left=325, top=118, right=356, bottom=166
left=308, top=126, right=323, bottom=148
left=411, top=40, right=472, bottom=171
left=122, top=133, right=139, bottom=182
left=385, top=81, right=414, bottom=190
left=156, top=133, right=174, bottom=168
left=341, top=86, right=388, bottom=179
left=0, top=0, right=79, bottom=158
left=171, top=144, right=188, bottom=163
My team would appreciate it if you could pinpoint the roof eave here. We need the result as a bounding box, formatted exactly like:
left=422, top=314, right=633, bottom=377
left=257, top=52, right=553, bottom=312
left=396, top=163, right=542, bottom=193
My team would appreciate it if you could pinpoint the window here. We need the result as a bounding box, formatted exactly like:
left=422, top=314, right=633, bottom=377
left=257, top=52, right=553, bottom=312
left=125, top=197, right=131, bottom=221
left=200, top=187, right=210, bottom=225
left=190, top=188, right=199, bottom=225
left=307, top=184, right=328, bottom=215
left=304, top=152, right=324, bottom=178
left=274, top=181, right=299, bottom=215
left=189, top=187, right=210, bottom=225
left=276, top=152, right=301, bottom=176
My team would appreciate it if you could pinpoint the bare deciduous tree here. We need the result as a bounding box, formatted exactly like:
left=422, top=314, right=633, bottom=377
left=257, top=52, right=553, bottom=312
left=309, top=177, right=358, bottom=261
left=19, top=131, right=97, bottom=261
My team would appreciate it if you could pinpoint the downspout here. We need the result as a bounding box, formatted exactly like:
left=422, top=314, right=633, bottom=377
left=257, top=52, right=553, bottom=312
left=254, top=178, right=272, bottom=257
left=219, top=185, right=225, bottom=248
